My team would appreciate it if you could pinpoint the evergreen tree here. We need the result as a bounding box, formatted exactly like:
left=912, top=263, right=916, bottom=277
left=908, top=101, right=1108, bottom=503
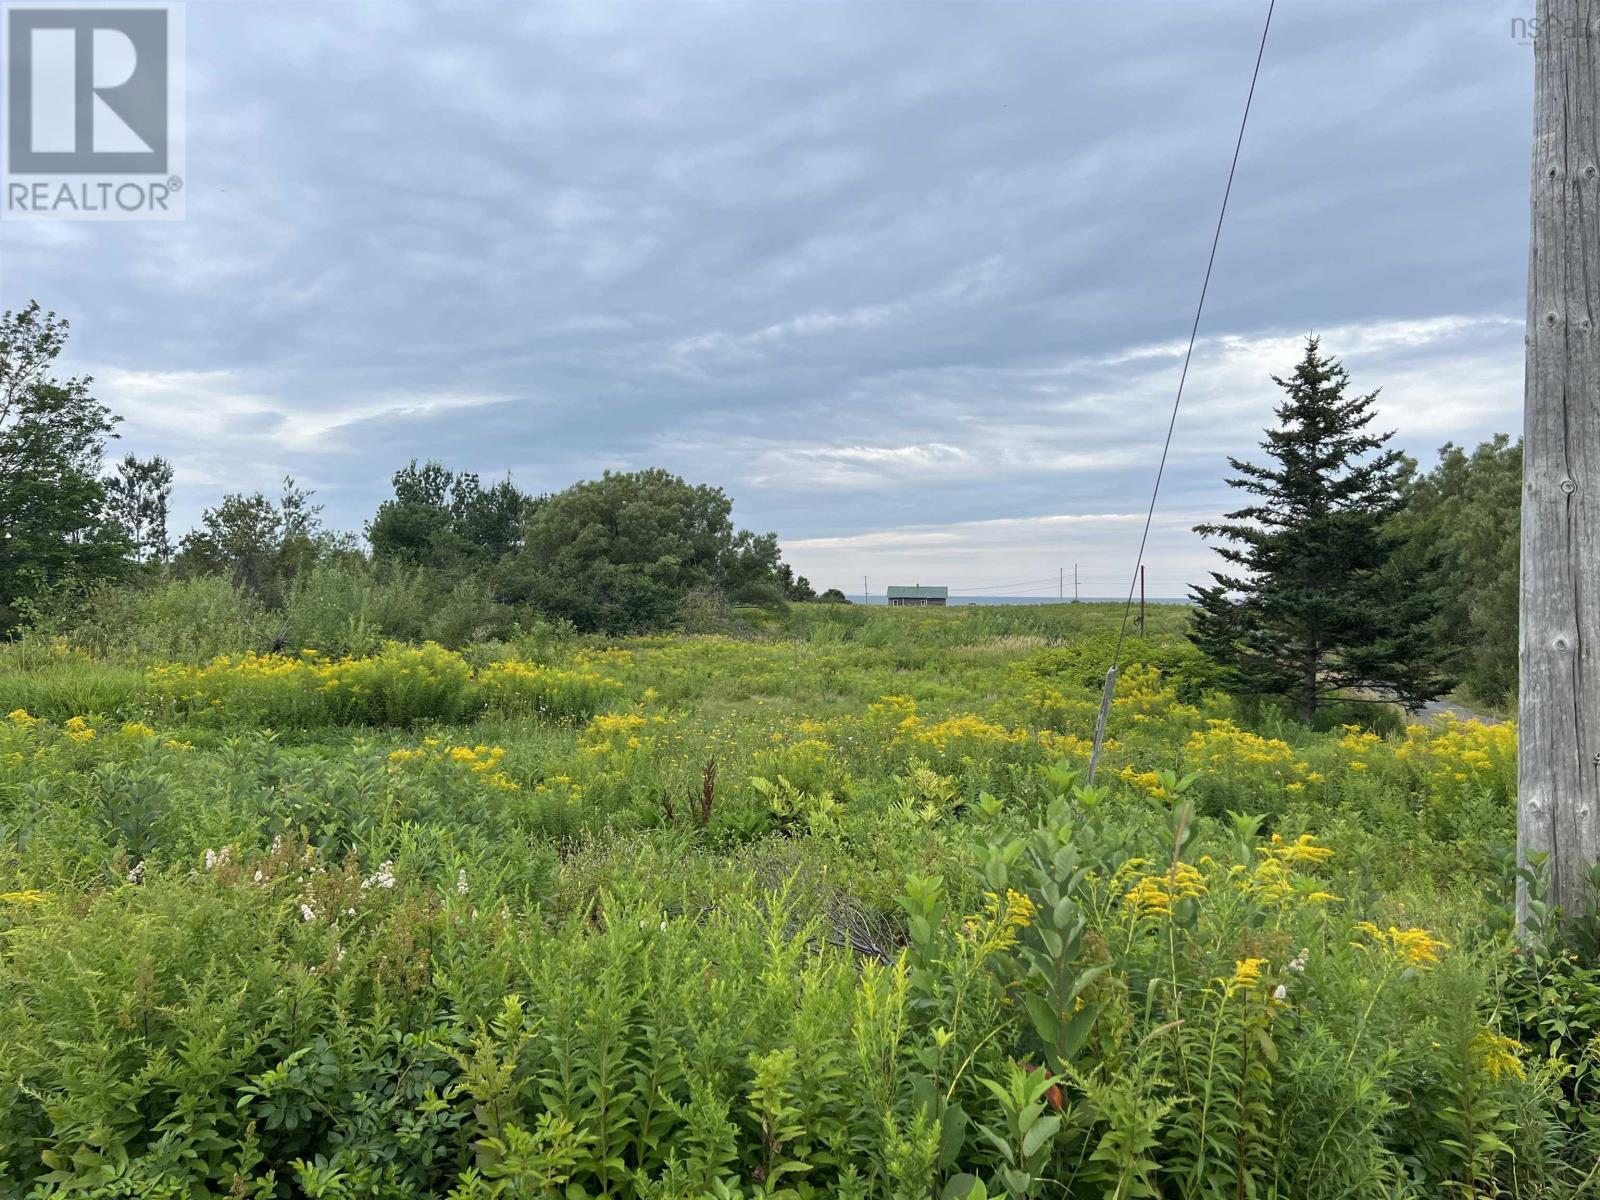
left=104, top=454, right=175, bottom=564
left=776, top=562, right=816, bottom=601
left=1392, top=436, right=1521, bottom=706
left=1189, top=337, right=1451, bottom=720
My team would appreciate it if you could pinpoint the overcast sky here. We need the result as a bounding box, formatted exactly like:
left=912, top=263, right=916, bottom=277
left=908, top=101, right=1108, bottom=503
left=0, top=0, right=1537, bottom=597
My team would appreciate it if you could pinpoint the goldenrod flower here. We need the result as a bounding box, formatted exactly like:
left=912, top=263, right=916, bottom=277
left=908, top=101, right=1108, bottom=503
left=1260, top=833, right=1334, bottom=866
left=1471, top=1029, right=1525, bottom=1081
left=1227, top=957, right=1267, bottom=995
left=1125, top=860, right=1206, bottom=916
left=1355, top=922, right=1449, bottom=968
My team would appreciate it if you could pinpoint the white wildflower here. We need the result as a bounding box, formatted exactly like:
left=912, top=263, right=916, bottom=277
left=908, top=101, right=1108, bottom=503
left=204, top=849, right=218, bottom=871
left=1271, top=984, right=1288, bottom=1002
left=361, top=861, right=396, bottom=890
left=1287, top=948, right=1309, bottom=974
left=127, top=860, right=145, bottom=884
left=253, top=870, right=264, bottom=883
left=300, top=903, right=317, bottom=922
left=456, top=869, right=469, bottom=896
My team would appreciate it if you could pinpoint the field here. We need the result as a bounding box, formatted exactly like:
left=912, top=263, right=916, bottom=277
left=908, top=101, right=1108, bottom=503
left=0, top=602, right=1588, bottom=1199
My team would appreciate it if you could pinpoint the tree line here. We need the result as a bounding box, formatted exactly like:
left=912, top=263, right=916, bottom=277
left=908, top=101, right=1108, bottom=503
left=0, top=301, right=825, bottom=641
left=2, top=302, right=1521, bottom=712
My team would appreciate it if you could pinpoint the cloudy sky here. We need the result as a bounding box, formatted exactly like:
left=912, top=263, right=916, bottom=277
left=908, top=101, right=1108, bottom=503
left=0, top=0, right=1536, bottom=597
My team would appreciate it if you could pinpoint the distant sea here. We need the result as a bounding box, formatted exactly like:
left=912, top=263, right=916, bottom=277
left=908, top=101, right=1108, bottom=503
left=856, top=595, right=1190, bottom=607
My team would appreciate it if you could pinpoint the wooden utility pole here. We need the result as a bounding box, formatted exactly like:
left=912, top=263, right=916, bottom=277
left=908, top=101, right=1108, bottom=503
left=1519, top=0, right=1600, bottom=925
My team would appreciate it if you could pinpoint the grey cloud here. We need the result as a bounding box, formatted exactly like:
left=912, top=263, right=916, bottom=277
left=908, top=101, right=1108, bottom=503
left=0, top=0, right=1533, bottom=592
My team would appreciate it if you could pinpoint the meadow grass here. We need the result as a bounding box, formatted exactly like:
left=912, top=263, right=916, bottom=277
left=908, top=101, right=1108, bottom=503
left=0, top=604, right=1588, bottom=1199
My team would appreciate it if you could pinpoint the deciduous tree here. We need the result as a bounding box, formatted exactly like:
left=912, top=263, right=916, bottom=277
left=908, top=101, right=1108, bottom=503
left=0, top=302, right=129, bottom=631
left=500, top=468, right=783, bottom=633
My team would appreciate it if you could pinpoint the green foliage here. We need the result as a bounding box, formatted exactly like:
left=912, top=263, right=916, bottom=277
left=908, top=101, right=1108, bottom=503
left=176, top=477, right=352, bottom=609
left=103, top=454, right=175, bottom=566
left=1014, top=631, right=1219, bottom=703
left=1190, top=337, right=1453, bottom=718
left=0, top=607, right=1590, bottom=1195
left=1394, top=435, right=1521, bottom=709
left=49, top=575, right=273, bottom=662
left=367, top=461, right=533, bottom=573
left=0, top=301, right=131, bottom=634
left=499, top=468, right=789, bottom=634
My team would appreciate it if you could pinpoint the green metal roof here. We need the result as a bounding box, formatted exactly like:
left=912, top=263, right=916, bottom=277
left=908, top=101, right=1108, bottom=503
left=886, top=585, right=948, bottom=598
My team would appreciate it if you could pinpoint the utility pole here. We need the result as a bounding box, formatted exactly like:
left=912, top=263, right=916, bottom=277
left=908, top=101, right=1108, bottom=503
left=1059, top=566, right=1064, bottom=600
left=863, top=575, right=869, bottom=604
left=1073, top=563, right=1079, bottom=603
left=1519, top=0, right=1600, bottom=926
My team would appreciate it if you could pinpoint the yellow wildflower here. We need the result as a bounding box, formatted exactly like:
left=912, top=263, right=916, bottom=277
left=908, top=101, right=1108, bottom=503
left=1228, top=957, right=1267, bottom=996
left=1355, top=922, right=1449, bottom=968
left=1125, top=860, right=1206, bottom=916
left=1471, top=1029, right=1525, bottom=1081
left=1261, top=833, right=1334, bottom=866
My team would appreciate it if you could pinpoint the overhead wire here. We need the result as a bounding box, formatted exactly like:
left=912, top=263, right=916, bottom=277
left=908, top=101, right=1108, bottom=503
left=1086, top=0, right=1277, bottom=786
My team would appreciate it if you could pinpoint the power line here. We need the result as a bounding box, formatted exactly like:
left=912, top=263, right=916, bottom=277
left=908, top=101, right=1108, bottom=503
left=947, top=574, right=1062, bottom=593
left=1088, top=0, right=1276, bottom=786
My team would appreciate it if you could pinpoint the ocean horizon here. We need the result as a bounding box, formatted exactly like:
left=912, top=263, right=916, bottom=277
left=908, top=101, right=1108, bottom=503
left=852, top=595, right=1191, bottom=607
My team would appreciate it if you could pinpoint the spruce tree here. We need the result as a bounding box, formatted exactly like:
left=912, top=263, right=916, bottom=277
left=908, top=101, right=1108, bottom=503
left=1189, top=337, right=1451, bottom=720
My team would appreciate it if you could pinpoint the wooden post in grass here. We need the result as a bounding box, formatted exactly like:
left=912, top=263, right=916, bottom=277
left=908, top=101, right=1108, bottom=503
left=1518, top=0, right=1600, bottom=927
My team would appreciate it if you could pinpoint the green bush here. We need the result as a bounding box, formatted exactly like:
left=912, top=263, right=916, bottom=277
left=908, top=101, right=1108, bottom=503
left=56, top=575, right=273, bottom=662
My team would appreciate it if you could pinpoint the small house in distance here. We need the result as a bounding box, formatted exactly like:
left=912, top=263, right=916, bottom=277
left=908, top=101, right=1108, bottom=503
left=887, top=585, right=948, bottom=607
